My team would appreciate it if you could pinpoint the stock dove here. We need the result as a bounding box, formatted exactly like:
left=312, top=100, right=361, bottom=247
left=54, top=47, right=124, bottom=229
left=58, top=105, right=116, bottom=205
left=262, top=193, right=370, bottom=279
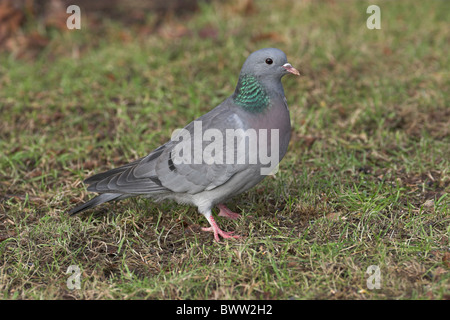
left=68, top=48, right=300, bottom=241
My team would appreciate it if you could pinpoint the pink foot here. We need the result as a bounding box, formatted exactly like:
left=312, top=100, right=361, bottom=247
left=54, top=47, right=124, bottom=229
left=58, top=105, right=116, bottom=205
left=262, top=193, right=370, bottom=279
left=217, top=204, right=241, bottom=220
left=202, top=212, right=240, bottom=242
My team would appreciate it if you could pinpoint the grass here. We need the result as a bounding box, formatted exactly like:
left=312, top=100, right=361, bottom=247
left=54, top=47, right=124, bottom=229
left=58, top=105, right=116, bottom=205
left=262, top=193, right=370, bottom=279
left=0, top=0, right=449, bottom=299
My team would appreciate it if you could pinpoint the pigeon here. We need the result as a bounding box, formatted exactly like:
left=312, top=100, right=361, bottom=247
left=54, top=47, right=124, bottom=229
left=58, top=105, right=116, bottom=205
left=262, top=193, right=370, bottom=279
left=68, top=48, right=300, bottom=242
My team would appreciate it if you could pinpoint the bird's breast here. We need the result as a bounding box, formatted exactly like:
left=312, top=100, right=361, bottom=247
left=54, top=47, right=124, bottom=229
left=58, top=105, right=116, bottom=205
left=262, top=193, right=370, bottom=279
left=245, top=96, right=291, bottom=160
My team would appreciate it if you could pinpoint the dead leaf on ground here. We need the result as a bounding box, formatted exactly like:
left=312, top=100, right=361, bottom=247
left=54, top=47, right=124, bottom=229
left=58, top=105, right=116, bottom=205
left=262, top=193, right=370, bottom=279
left=0, top=0, right=24, bottom=45
left=230, top=0, right=257, bottom=15
left=443, top=252, right=450, bottom=268
left=251, top=32, right=285, bottom=43
left=326, top=212, right=341, bottom=221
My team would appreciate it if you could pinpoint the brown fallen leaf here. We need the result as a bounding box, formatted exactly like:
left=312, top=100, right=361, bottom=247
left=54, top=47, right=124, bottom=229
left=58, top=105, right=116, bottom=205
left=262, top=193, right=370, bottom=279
left=302, top=135, right=317, bottom=149
left=158, top=22, right=191, bottom=39
left=326, top=212, right=341, bottom=221
left=251, top=32, right=285, bottom=43
left=230, top=0, right=257, bottom=15
left=0, top=0, right=24, bottom=45
left=443, top=252, right=450, bottom=268
left=198, top=25, right=219, bottom=40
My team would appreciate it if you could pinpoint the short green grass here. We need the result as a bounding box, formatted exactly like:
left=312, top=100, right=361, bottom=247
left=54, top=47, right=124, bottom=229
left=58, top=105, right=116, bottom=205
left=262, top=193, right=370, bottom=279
left=0, top=0, right=449, bottom=299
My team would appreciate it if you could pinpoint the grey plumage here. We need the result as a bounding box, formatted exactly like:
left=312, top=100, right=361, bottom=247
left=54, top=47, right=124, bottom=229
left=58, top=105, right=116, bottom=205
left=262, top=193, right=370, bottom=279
left=68, top=48, right=299, bottom=241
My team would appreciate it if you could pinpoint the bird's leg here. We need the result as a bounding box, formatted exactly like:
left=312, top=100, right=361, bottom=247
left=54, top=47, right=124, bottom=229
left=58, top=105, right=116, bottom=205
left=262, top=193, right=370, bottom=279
left=217, top=204, right=241, bottom=220
left=201, top=210, right=240, bottom=242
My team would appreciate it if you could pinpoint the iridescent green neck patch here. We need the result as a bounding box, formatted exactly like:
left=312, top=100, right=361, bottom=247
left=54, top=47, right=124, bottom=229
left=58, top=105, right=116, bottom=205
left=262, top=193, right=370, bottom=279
left=233, top=74, right=269, bottom=113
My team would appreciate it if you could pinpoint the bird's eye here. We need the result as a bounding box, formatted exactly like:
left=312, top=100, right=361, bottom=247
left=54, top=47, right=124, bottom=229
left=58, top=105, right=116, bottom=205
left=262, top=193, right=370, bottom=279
left=265, top=58, right=273, bottom=65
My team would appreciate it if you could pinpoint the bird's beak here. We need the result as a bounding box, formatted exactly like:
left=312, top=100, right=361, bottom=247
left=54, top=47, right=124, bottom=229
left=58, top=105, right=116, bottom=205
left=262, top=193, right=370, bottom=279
left=282, top=63, right=300, bottom=76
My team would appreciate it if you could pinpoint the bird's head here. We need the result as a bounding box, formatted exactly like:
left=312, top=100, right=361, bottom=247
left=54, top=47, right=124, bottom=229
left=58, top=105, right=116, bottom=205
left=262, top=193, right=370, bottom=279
left=239, top=48, right=300, bottom=81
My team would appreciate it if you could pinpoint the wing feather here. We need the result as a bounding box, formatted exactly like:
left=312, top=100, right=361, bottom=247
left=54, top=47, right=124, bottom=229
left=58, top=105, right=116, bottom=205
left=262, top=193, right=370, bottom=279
left=83, top=99, right=252, bottom=196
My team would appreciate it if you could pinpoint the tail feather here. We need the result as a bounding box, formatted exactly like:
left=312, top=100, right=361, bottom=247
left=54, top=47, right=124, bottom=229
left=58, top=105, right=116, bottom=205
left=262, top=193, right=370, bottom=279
left=68, top=193, right=122, bottom=216
left=83, top=157, right=142, bottom=185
